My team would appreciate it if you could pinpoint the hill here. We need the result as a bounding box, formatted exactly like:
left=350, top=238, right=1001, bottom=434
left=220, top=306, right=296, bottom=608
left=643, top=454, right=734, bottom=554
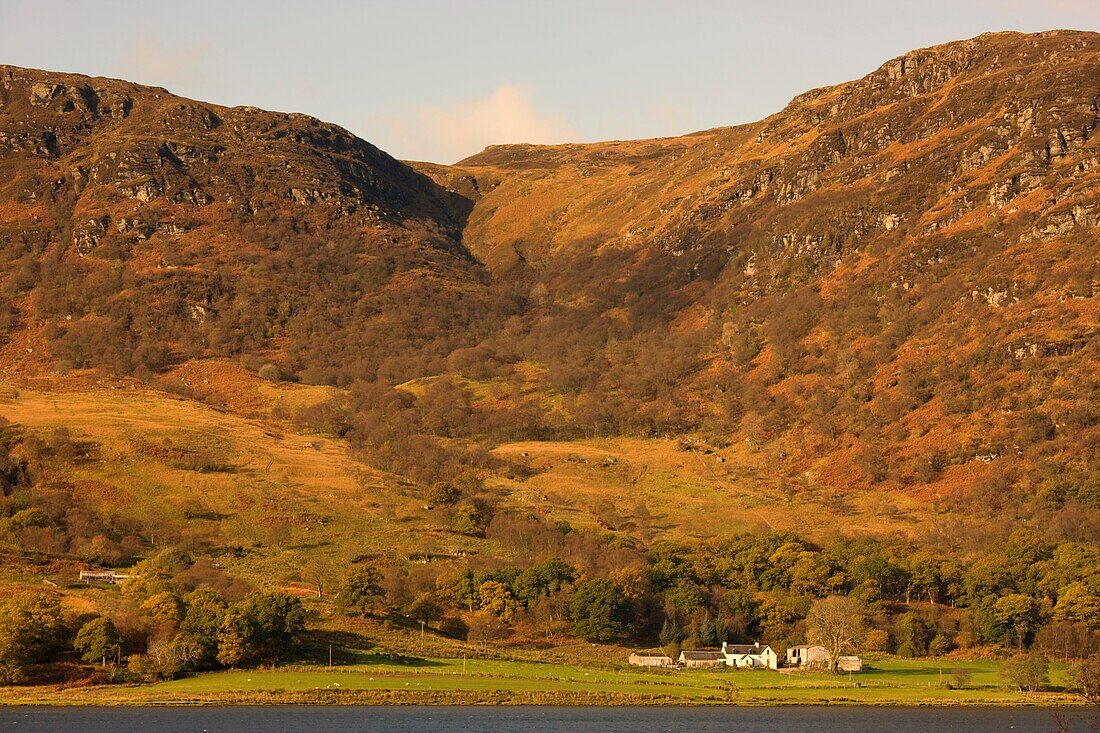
left=0, top=63, right=498, bottom=385
left=0, top=30, right=1097, bottom=689
left=443, top=30, right=1099, bottom=528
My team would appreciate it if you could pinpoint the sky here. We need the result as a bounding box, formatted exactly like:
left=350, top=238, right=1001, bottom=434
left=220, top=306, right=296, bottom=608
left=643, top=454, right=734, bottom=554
left=1, top=1, right=1098, bottom=163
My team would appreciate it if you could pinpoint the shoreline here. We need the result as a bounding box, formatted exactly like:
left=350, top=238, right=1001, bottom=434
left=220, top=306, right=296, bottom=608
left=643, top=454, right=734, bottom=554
left=0, top=688, right=1088, bottom=708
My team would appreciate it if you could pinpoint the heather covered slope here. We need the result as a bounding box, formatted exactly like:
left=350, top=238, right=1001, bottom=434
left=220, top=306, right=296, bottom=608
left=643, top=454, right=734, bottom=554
left=0, top=30, right=1097, bottom=533
left=0, top=64, right=498, bottom=384
left=445, top=30, right=1100, bottom=522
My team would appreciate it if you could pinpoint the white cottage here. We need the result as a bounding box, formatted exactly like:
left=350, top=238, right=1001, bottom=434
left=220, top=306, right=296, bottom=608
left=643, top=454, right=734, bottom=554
left=721, top=641, right=779, bottom=669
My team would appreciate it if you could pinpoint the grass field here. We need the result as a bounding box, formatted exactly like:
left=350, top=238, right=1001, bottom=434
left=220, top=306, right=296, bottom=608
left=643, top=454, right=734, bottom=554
left=0, top=657, right=1084, bottom=707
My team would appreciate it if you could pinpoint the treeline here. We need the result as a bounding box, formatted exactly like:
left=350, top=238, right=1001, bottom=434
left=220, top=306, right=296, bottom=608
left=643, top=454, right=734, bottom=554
left=2, top=514, right=1099, bottom=685
left=0, top=549, right=305, bottom=684
left=330, top=514, right=1100, bottom=661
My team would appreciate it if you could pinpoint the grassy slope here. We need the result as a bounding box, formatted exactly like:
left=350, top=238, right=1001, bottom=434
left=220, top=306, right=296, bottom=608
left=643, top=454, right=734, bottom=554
left=0, top=658, right=1082, bottom=706
left=0, top=374, right=949, bottom=584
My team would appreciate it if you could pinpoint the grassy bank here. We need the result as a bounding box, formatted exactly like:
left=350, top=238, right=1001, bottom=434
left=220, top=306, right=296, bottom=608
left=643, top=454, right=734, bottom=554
left=0, top=657, right=1085, bottom=707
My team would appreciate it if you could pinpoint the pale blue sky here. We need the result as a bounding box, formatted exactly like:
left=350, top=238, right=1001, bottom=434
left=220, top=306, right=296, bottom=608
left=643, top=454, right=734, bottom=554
left=2, top=1, right=1098, bottom=163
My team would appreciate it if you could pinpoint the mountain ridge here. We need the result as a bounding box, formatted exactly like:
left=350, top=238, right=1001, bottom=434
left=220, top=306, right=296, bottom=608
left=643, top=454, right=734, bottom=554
left=0, top=29, right=1096, bottom=532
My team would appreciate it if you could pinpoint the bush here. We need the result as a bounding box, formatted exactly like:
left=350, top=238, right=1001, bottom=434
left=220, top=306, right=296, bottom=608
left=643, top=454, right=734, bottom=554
left=1002, top=653, right=1050, bottom=692
left=426, top=482, right=460, bottom=506
left=257, top=363, right=283, bottom=382
left=949, top=668, right=973, bottom=689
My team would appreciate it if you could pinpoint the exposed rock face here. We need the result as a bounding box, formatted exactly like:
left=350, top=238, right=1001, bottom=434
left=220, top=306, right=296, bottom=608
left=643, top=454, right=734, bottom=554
left=455, top=30, right=1099, bottom=283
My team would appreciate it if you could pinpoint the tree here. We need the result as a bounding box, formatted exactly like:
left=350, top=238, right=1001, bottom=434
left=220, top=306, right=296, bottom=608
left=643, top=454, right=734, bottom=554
left=664, top=579, right=706, bottom=623
left=697, top=610, right=719, bottom=647
left=238, top=591, right=306, bottom=663
left=992, top=593, right=1045, bottom=648
left=453, top=504, right=485, bottom=537
left=478, top=580, right=519, bottom=622
left=215, top=610, right=249, bottom=668
left=1053, top=584, right=1100, bottom=631
left=1069, top=653, right=1100, bottom=711
left=893, top=612, right=932, bottom=657
left=466, top=611, right=508, bottom=647
left=140, top=591, right=185, bottom=630
left=73, top=617, right=121, bottom=665
left=336, top=566, right=384, bottom=617
left=1001, top=652, right=1049, bottom=692
left=659, top=617, right=685, bottom=658
left=0, top=591, right=64, bottom=683
left=406, top=593, right=444, bottom=625
left=806, top=595, right=867, bottom=673
left=928, top=633, right=955, bottom=656
left=216, top=591, right=306, bottom=666
left=175, top=588, right=227, bottom=670
left=128, top=636, right=187, bottom=681
left=568, top=578, right=631, bottom=642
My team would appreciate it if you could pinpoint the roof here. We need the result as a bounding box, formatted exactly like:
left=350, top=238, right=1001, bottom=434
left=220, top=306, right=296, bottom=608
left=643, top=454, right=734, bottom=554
left=630, top=653, right=673, bottom=660
left=680, top=650, right=726, bottom=660
left=724, top=644, right=773, bottom=655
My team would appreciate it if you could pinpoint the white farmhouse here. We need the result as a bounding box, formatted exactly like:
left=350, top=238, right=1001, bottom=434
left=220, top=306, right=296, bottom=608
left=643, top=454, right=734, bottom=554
left=721, top=641, right=779, bottom=669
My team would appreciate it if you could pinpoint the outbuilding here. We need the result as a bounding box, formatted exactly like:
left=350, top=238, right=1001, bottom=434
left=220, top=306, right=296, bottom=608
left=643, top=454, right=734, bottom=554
left=678, top=650, right=726, bottom=669
left=628, top=652, right=675, bottom=668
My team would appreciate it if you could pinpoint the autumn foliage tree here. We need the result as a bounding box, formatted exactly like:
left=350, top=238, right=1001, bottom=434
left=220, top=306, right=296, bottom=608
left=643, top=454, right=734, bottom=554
left=806, top=596, right=867, bottom=673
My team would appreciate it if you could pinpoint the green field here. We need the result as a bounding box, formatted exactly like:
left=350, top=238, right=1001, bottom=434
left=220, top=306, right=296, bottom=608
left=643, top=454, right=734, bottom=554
left=0, top=657, right=1084, bottom=706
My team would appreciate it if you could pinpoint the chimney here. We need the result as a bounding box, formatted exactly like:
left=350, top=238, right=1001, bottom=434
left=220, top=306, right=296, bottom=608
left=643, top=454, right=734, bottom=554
left=721, top=641, right=728, bottom=653
left=754, top=641, right=760, bottom=649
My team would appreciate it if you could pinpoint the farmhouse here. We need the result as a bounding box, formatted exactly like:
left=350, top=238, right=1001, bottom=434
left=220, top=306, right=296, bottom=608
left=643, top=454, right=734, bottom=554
left=721, top=641, right=779, bottom=669
left=627, top=652, right=675, bottom=668
left=678, top=650, right=726, bottom=669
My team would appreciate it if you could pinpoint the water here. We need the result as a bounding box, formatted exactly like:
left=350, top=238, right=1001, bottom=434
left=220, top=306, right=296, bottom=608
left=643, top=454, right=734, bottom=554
left=0, top=706, right=1092, bottom=733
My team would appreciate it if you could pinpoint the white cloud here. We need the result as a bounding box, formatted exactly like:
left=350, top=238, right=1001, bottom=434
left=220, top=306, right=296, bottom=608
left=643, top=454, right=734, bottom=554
left=119, top=35, right=218, bottom=95
left=384, top=85, right=576, bottom=164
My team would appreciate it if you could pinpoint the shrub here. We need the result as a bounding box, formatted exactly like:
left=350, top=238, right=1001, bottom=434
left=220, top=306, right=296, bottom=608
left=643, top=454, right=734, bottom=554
left=426, top=482, right=460, bottom=506
left=1002, top=653, right=1050, bottom=692
left=257, top=363, right=283, bottom=382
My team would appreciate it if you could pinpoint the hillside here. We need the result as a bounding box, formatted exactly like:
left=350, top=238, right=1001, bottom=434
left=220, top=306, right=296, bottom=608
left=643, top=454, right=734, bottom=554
left=0, top=64, right=498, bottom=385
left=445, top=30, right=1099, bottom=526
left=0, top=30, right=1095, bottom=533
left=0, top=30, right=1098, bottom=689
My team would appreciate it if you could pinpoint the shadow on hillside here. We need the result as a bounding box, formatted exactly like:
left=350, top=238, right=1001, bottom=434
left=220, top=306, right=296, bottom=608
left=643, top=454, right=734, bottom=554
left=294, top=629, right=443, bottom=668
